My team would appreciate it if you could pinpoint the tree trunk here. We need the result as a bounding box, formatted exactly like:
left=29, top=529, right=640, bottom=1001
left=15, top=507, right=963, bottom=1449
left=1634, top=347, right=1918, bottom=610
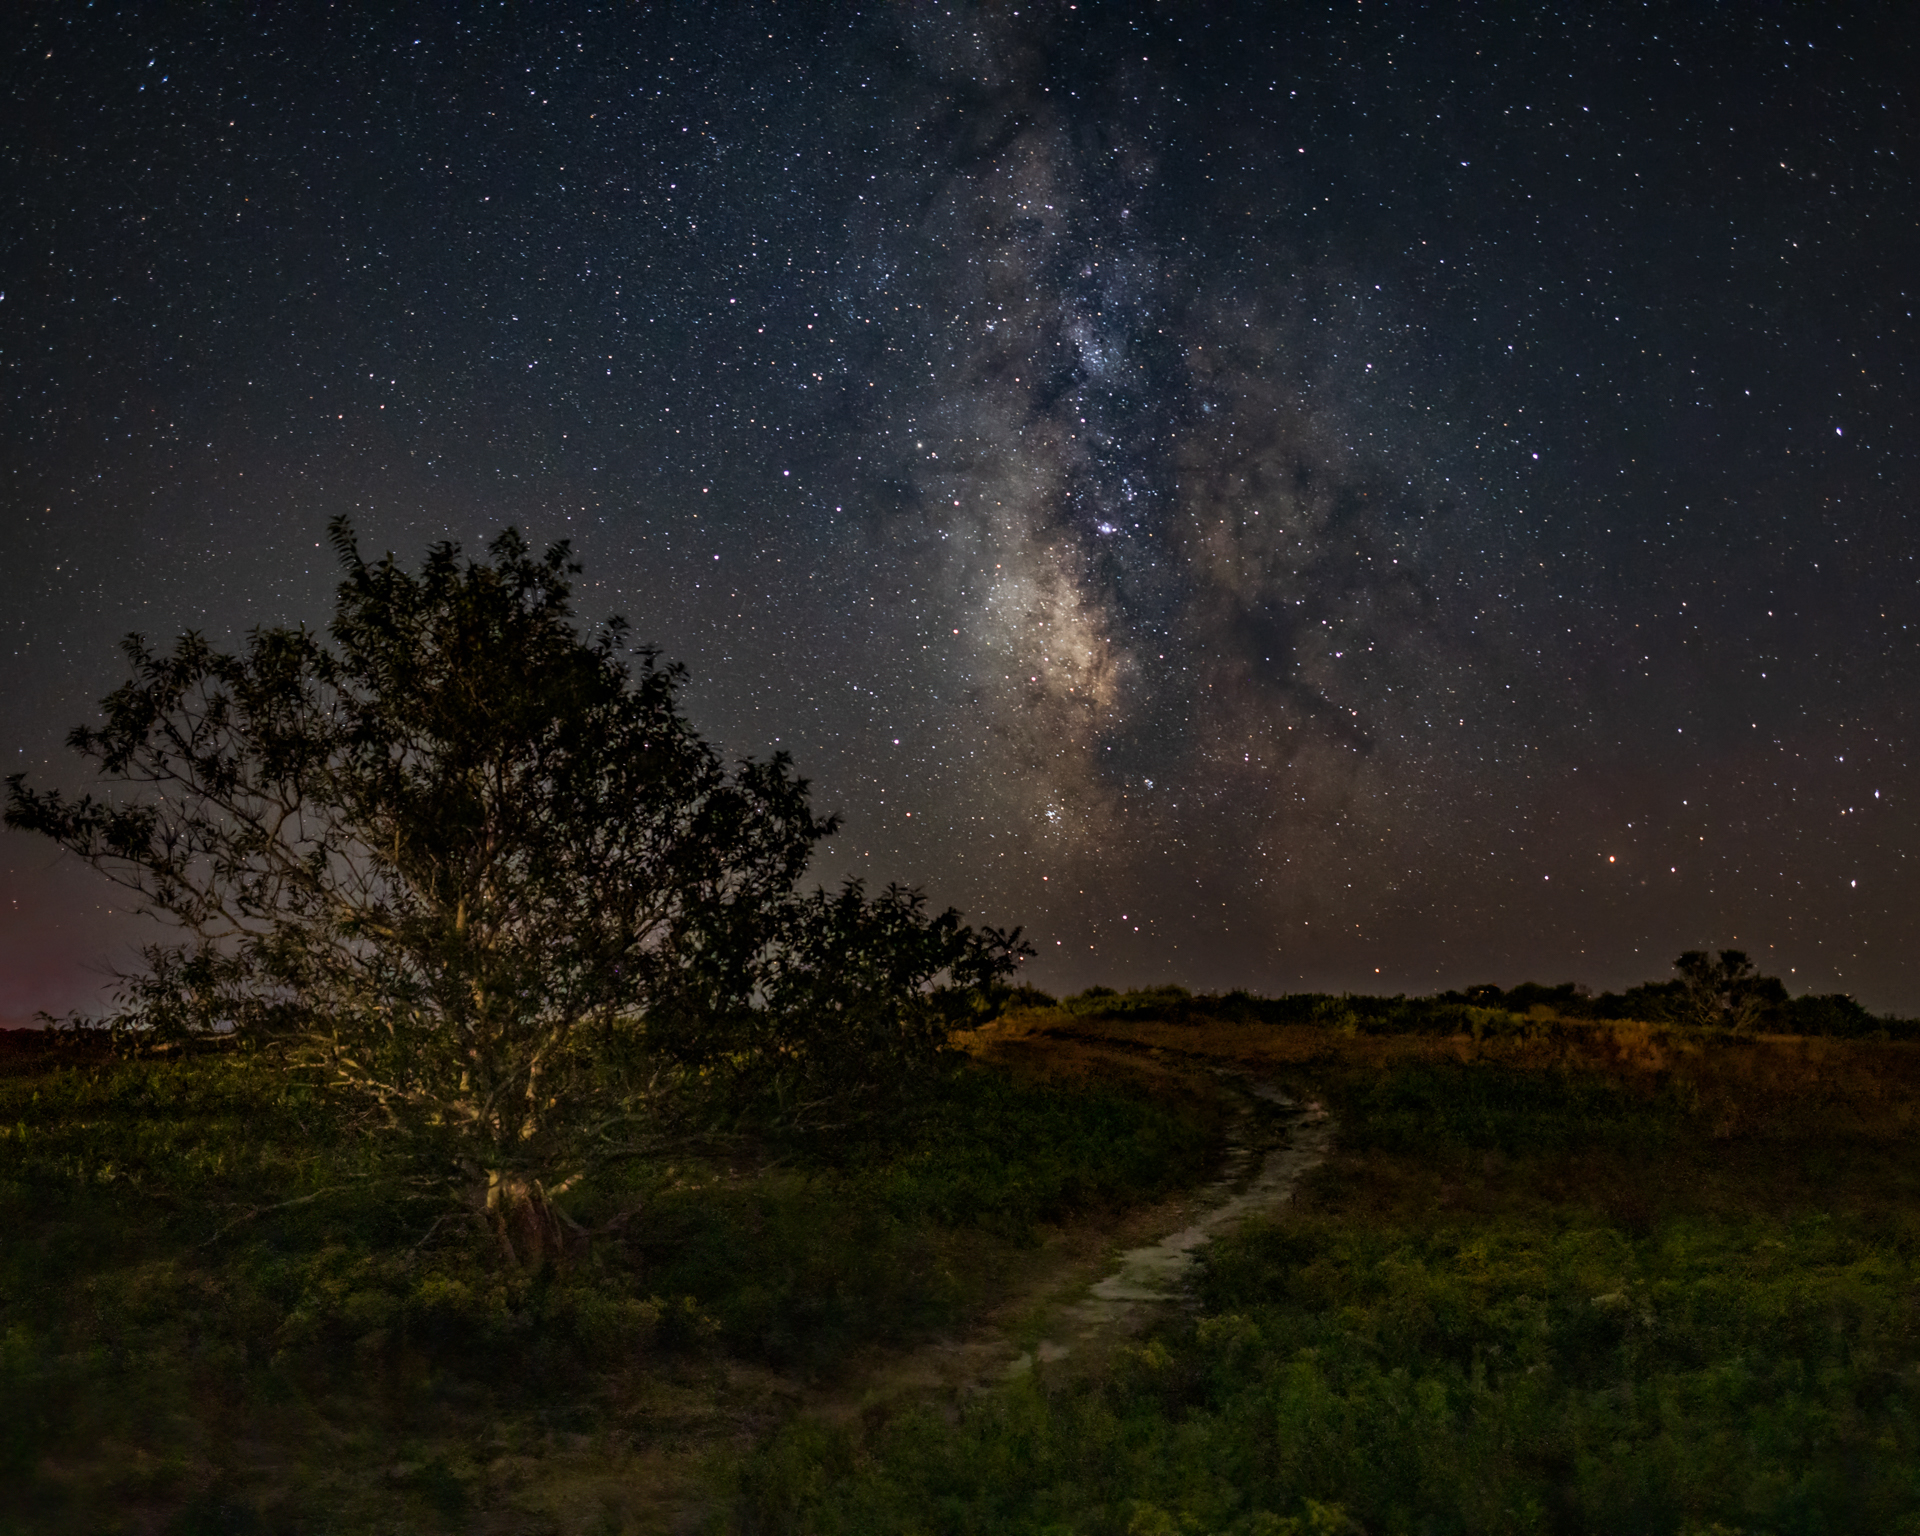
left=484, top=1169, right=567, bottom=1271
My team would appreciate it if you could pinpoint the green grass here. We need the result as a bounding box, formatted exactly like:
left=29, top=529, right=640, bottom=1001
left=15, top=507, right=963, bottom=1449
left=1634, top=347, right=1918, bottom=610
left=734, top=1045, right=1920, bottom=1536
left=13, top=1013, right=1920, bottom=1534
left=637, top=1066, right=1219, bottom=1371
left=0, top=1038, right=1213, bottom=1532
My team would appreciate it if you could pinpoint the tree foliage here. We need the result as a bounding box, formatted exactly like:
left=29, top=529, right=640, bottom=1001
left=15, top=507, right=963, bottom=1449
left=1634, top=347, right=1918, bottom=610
left=1672, top=948, right=1788, bottom=1031
left=6, top=520, right=1026, bottom=1260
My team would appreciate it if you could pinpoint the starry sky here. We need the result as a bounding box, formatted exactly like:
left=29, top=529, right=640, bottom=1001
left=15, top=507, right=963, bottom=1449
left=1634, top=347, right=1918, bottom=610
left=4, top=3, right=1917, bottom=1022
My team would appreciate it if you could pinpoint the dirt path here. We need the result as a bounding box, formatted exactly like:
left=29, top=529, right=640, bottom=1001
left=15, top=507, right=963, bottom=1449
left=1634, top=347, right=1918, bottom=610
left=807, top=1073, right=1333, bottom=1426
left=615, top=1037, right=1338, bottom=1533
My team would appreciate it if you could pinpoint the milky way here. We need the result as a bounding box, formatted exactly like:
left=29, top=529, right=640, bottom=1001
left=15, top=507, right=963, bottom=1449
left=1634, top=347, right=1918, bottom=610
left=4, top=3, right=1916, bottom=1015
left=824, top=9, right=1590, bottom=972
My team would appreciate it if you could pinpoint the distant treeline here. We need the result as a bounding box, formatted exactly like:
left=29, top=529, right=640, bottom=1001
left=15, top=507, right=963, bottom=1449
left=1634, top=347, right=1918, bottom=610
left=1007, top=978, right=1919, bottom=1041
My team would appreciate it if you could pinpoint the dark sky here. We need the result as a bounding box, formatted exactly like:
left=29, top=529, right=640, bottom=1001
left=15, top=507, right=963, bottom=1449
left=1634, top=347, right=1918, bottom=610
left=4, top=3, right=1917, bottom=1020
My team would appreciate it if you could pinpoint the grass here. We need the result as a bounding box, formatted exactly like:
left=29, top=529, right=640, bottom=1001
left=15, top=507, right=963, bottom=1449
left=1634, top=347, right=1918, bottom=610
left=0, top=1033, right=1216, bottom=1533
left=733, top=1004, right=1920, bottom=1536
left=11, top=998, right=1920, bottom=1534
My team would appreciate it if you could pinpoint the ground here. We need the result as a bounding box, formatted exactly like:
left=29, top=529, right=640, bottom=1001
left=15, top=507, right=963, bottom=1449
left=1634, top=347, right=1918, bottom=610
left=6, top=1003, right=1920, bottom=1533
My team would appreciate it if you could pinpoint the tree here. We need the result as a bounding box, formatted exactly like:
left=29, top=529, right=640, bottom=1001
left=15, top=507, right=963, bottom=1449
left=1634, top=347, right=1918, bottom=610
left=7, top=520, right=1025, bottom=1264
left=1672, top=949, right=1787, bottom=1032
left=669, top=878, right=1030, bottom=1122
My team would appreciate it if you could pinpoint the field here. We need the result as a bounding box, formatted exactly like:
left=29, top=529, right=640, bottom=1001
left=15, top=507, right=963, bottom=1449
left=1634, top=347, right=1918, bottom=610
left=744, top=1006, right=1920, bottom=1535
left=0, top=1023, right=1220, bottom=1534
left=5, top=997, right=1920, bottom=1534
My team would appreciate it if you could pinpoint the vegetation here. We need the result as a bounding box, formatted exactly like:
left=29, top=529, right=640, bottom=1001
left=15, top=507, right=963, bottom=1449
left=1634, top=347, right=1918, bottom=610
left=0, top=1031, right=1215, bottom=1531
left=7, top=981, right=1920, bottom=1531
left=1052, top=965, right=1914, bottom=1041
left=734, top=994, right=1920, bottom=1535
left=4, top=521, right=1025, bottom=1264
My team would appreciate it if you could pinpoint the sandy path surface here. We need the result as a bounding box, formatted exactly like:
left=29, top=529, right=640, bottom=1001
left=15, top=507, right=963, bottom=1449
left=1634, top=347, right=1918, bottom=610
left=805, top=1071, right=1333, bottom=1428
left=623, top=1032, right=1337, bottom=1532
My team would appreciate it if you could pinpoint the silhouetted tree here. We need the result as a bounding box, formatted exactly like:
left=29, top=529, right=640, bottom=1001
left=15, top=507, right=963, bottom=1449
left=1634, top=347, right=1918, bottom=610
left=647, top=879, right=1029, bottom=1125
left=1673, top=949, right=1787, bottom=1031
left=1779, top=992, right=1879, bottom=1038
left=6, top=520, right=1025, bottom=1264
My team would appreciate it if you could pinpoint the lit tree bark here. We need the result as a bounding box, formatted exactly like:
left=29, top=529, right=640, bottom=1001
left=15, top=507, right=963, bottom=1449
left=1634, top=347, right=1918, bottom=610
left=6, top=518, right=1027, bottom=1267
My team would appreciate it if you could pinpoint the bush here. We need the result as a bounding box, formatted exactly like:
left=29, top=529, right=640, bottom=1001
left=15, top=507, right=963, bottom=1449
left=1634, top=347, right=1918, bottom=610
left=0, top=1043, right=1213, bottom=1525
left=731, top=1056, right=1920, bottom=1534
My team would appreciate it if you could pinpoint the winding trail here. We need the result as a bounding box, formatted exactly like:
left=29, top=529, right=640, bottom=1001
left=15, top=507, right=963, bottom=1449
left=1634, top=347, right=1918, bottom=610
left=635, top=1038, right=1340, bottom=1531
left=814, top=1074, right=1334, bottom=1422
left=1010, top=1084, right=1333, bottom=1378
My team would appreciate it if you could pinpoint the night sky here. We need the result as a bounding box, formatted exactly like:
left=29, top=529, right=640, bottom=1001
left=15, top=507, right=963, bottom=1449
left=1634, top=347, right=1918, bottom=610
left=4, top=4, right=1917, bottom=1022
